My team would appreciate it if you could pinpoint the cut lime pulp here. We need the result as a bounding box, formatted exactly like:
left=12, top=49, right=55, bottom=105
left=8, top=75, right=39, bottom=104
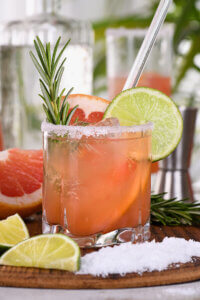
left=0, top=214, right=29, bottom=255
left=0, top=234, right=80, bottom=272
left=104, top=87, right=183, bottom=161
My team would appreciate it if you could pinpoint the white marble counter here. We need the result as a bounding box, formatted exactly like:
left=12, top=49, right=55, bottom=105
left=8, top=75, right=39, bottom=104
left=1, top=281, right=200, bottom=300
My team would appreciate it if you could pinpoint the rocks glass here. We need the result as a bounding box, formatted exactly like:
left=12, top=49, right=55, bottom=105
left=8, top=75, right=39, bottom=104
left=42, top=121, right=152, bottom=247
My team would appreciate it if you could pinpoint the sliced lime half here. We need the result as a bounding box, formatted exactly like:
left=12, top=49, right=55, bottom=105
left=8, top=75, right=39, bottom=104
left=0, top=214, right=29, bottom=255
left=104, top=87, right=183, bottom=161
left=0, top=234, right=80, bottom=272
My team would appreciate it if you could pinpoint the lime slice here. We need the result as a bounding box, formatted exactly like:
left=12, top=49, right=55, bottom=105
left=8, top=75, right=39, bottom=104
left=0, top=234, right=80, bottom=272
left=0, top=214, right=29, bottom=255
left=104, top=87, right=183, bottom=161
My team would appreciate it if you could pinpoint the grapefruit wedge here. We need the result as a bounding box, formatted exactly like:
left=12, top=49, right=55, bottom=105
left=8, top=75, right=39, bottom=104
left=0, top=149, right=43, bottom=219
left=67, top=94, right=110, bottom=124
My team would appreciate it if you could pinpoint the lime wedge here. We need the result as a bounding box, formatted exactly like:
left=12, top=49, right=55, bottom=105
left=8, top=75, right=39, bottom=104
left=104, top=87, right=183, bottom=161
left=0, top=234, right=80, bottom=272
left=0, top=214, right=29, bottom=254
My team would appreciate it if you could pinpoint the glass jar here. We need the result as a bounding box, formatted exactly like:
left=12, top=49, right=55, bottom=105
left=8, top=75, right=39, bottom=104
left=42, top=121, right=152, bottom=247
left=106, top=25, right=173, bottom=100
left=0, top=0, right=93, bottom=149
left=106, top=25, right=173, bottom=176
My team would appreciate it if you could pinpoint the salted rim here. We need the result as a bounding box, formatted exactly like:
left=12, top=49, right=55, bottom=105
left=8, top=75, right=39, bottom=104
left=41, top=121, right=153, bottom=139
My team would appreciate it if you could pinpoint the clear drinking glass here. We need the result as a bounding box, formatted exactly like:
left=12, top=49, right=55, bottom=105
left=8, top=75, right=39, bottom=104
left=106, top=25, right=173, bottom=174
left=42, top=121, right=152, bottom=248
left=0, top=0, right=93, bottom=149
left=106, top=25, right=173, bottom=99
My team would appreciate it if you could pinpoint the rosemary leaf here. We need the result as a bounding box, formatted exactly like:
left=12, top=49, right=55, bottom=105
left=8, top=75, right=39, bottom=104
left=52, top=39, right=71, bottom=79
left=62, top=102, right=70, bottom=125
left=56, top=88, right=65, bottom=112
left=33, top=40, right=49, bottom=76
left=36, top=36, right=50, bottom=75
left=65, top=105, right=79, bottom=125
left=59, top=88, right=66, bottom=99
left=55, top=67, right=64, bottom=100
left=40, top=80, right=51, bottom=102
left=54, top=57, right=67, bottom=81
left=39, top=93, right=47, bottom=104
left=46, top=42, right=51, bottom=72
left=42, top=104, right=53, bottom=123
left=60, top=87, right=74, bottom=116
left=51, top=36, right=61, bottom=69
left=56, top=95, right=62, bottom=119
left=52, top=80, right=57, bottom=101
left=29, top=51, right=50, bottom=86
left=40, top=80, right=56, bottom=123
left=53, top=99, right=59, bottom=120
left=74, top=120, right=90, bottom=126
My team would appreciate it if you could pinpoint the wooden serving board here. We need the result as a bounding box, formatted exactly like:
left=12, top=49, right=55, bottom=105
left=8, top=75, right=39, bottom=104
left=0, top=216, right=200, bottom=289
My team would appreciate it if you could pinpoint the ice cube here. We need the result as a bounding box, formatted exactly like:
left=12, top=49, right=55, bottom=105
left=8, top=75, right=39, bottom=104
left=93, top=117, right=120, bottom=127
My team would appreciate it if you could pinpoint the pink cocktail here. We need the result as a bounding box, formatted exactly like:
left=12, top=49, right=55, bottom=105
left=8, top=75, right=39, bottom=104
left=106, top=27, right=173, bottom=173
left=42, top=121, right=152, bottom=247
left=108, top=73, right=171, bottom=99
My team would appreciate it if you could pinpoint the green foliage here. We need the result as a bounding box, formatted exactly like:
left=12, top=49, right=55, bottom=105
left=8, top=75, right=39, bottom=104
left=151, top=193, right=200, bottom=226
left=172, top=0, right=200, bottom=92
left=92, top=0, right=200, bottom=95
left=30, top=36, right=78, bottom=125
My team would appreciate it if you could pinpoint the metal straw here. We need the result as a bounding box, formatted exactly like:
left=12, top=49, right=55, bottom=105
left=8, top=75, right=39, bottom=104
left=123, top=0, right=172, bottom=90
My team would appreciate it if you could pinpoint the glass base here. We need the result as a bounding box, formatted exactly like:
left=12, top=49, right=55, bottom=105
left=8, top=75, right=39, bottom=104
left=42, top=216, right=150, bottom=248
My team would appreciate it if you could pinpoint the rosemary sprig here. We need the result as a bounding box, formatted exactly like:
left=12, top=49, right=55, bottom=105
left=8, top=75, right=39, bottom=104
left=74, top=120, right=90, bottom=126
left=151, top=193, right=200, bottom=226
left=30, top=36, right=77, bottom=125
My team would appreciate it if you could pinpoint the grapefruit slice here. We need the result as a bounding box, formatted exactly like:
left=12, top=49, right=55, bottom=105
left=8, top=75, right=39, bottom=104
left=67, top=94, right=110, bottom=124
left=0, top=149, right=43, bottom=219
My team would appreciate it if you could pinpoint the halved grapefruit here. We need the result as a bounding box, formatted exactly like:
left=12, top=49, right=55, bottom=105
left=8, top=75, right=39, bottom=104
left=0, top=149, right=43, bottom=219
left=67, top=94, right=110, bottom=124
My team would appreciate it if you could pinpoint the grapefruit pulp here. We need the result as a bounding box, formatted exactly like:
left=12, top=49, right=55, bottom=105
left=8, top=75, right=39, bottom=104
left=67, top=94, right=110, bottom=124
left=0, top=149, right=43, bottom=219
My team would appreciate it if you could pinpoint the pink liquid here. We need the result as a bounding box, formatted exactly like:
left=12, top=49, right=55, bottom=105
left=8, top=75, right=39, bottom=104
left=108, top=72, right=171, bottom=173
left=0, top=123, right=4, bottom=151
left=43, top=132, right=151, bottom=236
left=108, top=72, right=171, bottom=99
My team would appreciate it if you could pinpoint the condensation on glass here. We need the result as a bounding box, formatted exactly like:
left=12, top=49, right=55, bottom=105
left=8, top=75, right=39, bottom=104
left=0, top=0, right=94, bottom=149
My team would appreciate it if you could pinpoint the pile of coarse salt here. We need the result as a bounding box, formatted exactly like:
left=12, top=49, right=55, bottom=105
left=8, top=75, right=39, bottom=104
left=77, top=237, right=200, bottom=277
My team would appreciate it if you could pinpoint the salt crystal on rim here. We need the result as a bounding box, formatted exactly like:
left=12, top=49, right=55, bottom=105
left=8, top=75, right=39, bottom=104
left=41, top=121, right=153, bottom=139
left=77, top=238, right=200, bottom=277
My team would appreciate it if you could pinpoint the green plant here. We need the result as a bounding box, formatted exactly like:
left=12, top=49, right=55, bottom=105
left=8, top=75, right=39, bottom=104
left=92, top=0, right=200, bottom=96
left=151, top=193, right=200, bottom=226
left=30, top=36, right=78, bottom=125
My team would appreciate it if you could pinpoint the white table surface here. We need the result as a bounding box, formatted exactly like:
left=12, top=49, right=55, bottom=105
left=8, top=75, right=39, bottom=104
left=1, top=281, right=200, bottom=300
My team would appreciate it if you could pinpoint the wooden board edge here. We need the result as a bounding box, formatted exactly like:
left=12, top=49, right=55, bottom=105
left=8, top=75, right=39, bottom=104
left=0, top=264, right=200, bottom=289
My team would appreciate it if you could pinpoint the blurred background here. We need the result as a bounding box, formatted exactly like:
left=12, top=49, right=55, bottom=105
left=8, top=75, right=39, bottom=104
left=0, top=0, right=200, bottom=198
left=1, top=0, right=200, bottom=100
